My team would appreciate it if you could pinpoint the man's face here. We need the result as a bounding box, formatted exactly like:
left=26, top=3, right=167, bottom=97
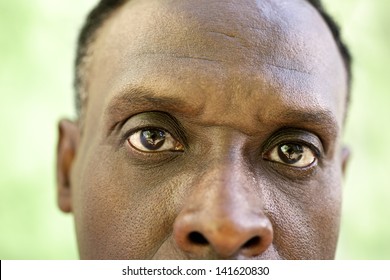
left=57, top=0, right=348, bottom=259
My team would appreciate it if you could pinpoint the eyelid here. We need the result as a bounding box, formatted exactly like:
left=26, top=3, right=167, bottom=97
left=262, top=128, right=323, bottom=159
left=119, top=111, right=188, bottom=147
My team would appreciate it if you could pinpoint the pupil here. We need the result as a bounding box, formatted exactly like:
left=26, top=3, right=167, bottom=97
left=140, top=129, right=165, bottom=150
left=278, top=144, right=303, bottom=164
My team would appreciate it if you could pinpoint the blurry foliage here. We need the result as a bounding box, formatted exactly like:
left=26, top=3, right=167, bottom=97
left=325, top=0, right=390, bottom=259
left=0, top=0, right=389, bottom=259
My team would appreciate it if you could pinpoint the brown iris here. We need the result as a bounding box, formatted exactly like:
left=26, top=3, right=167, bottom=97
left=140, top=129, right=166, bottom=150
left=277, top=144, right=304, bottom=164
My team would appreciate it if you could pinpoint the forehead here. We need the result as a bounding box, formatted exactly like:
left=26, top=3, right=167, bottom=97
left=85, top=0, right=347, bottom=135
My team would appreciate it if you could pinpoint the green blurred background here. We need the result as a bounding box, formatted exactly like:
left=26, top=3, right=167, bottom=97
left=0, top=0, right=389, bottom=259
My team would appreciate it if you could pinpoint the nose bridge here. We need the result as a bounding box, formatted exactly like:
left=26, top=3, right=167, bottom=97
left=198, top=155, right=260, bottom=216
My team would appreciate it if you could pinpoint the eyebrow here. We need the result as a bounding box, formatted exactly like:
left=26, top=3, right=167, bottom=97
left=279, top=110, right=339, bottom=133
left=104, top=86, right=204, bottom=130
left=266, top=109, right=339, bottom=151
left=105, top=86, right=339, bottom=145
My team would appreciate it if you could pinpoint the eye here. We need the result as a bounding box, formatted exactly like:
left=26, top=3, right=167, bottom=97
left=265, top=143, right=316, bottom=168
left=128, top=128, right=184, bottom=152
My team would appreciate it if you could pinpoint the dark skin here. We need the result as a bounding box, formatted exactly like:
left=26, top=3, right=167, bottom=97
left=57, top=0, right=349, bottom=259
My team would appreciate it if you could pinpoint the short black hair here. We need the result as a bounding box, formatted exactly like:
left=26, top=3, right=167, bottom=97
left=74, top=0, right=352, bottom=117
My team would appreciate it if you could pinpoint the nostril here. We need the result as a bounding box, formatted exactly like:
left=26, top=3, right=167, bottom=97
left=242, top=236, right=261, bottom=249
left=188, top=231, right=209, bottom=245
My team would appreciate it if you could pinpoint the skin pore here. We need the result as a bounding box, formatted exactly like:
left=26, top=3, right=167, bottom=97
left=57, top=0, right=349, bottom=259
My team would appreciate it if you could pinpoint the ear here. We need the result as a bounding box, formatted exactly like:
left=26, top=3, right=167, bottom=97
left=341, top=145, right=351, bottom=177
left=57, top=119, right=80, bottom=213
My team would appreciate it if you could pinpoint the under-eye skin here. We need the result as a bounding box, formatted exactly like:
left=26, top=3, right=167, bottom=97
left=127, top=127, right=184, bottom=153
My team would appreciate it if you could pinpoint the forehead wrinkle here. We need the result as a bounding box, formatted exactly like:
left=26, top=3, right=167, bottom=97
left=91, top=0, right=344, bottom=85
left=105, top=0, right=325, bottom=72
left=133, top=51, right=225, bottom=64
left=89, top=0, right=346, bottom=86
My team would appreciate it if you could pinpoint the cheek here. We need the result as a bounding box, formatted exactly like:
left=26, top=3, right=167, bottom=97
left=262, top=164, right=342, bottom=259
left=71, top=147, right=183, bottom=259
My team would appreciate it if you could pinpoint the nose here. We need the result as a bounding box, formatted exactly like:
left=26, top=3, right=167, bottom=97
left=173, top=163, right=273, bottom=259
